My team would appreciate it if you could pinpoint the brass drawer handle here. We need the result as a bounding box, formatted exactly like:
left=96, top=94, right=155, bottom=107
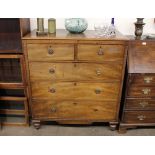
left=48, top=46, right=54, bottom=55
left=137, top=115, right=146, bottom=121
left=95, top=89, right=102, bottom=94
left=49, top=88, right=56, bottom=93
left=49, top=68, right=55, bottom=74
left=139, top=102, right=149, bottom=108
left=51, top=106, right=57, bottom=112
left=142, top=88, right=151, bottom=95
left=144, top=77, right=153, bottom=84
left=96, top=70, right=101, bottom=75
left=98, top=47, right=104, bottom=55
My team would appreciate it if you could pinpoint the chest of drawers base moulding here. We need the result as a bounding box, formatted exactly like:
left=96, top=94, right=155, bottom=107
left=22, top=29, right=128, bottom=130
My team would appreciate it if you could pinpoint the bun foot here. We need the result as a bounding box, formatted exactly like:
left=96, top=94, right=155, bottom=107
left=109, top=122, right=117, bottom=131
left=32, top=120, right=41, bottom=129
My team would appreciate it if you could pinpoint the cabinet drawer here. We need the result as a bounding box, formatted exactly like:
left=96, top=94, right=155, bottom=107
left=129, top=74, right=155, bottom=85
left=31, top=82, right=120, bottom=101
left=32, top=100, right=117, bottom=120
left=78, top=45, right=125, bottom=61
left=125, top=99, right=155, bottom=110
left=27, top=44, right=74, bottom=61
left=29, top=62, right=122, bottom=81
left=127, top=85, right=155, bottom=97
left=123, top=111, right=155, bottom=123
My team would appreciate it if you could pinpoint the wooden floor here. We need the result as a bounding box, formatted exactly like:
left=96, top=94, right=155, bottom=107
left=0, top=123, right=155, bottom=136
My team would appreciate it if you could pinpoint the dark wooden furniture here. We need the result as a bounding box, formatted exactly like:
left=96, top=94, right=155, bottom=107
left=23, top=29, right=128, bottom=129
left=119, top=39, right=155, bottom=133
left=0, top=18, right=30, bottom=126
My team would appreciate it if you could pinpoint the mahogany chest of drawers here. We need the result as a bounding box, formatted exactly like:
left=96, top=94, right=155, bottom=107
left=22, top=30, right=127, bottom=129
left=119, top=40, right=155, bottom=133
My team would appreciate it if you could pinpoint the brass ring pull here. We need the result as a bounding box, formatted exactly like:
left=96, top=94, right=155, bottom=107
left=137, top=115, right=146, bottom=121
left=51, top=106, right=57, bottom=112
left=95, top=89, right=102, bottom=94
left=48, top=46, right=54, bottom=55
left=98, top=47, right=104, bottom=55
left=144, top=77, right=153, bottom=84
left=49, top=68, right=55, bottom=74
left=49, top=88, right=56, bottom=93
left=139, top=102, right=149, bottom=108
left=142, top=88, right=151, bottom=95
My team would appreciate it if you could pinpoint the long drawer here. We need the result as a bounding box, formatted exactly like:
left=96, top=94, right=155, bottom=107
left=27, top=44, right=74, bottom=61
left=32, top=100, right=117, bottom=120
left=125, top=99, right=155, bottom=110
left=123, top=111, right=155, bottom=123
left=29, top=62, right=123, bottom=81
left=78, top=44, right=125, bottom=61
left=31, top=82, right=120, bottom=101
left=127, top=85, right=155, bottom=97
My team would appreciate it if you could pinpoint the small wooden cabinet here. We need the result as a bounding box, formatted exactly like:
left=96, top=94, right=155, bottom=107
left=23, top=30, right=127, bottom=129
left=119, top=40, right=155, bottom=133
left=0, top=18, right=30, bottom=126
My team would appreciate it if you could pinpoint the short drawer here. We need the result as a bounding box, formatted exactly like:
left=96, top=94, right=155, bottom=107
left=127, top=85, right=155, bottom=97
left=27, top=44, right=74, bottom=61
left=125, top=99, right=155, bottom=110
left=77, top=44, right=125, bottom=62
left=31, top=82, right=120, bottom=101
left=32, top=100, right=117, bottom=120
left=123, top=111, right=155, bottom=123
left=129, top=74, right=155, bottom=85
left=29, top=62, right=122, bottom=81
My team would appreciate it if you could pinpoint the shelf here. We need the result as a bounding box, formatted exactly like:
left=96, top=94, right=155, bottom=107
left=0, top=33, right=22, bottom=53
left=0, top=83, right=24, bottom=89
left=0, top=115, right=28, bottom=126
left=0, top=96, right=26, bottom=101
left=0, top=57, right=23, bottom=83
left=0, top=109, right=25, bottom=115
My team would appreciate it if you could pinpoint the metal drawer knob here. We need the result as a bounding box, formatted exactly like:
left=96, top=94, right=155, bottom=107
left=49, top=88, right=56, bottom=93
left=144, top=77, right=153, bottom=84
left=98, top=47, right=104, bottom=55
left=142, top=88, right=151, bottom=95
left=139, top=102, right=149, bottom=108
left=48, top=46, right=54, bottom=55
left=51, top=106, right=57, bottom=112
left=95, top=89, right=102, bottom=94
left=49, top=68, right=55, bottom=74
left=137, top=115, right=146, bottom=121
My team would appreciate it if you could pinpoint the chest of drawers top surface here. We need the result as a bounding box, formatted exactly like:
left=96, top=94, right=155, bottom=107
left=22, top=29, right=128, bottom=41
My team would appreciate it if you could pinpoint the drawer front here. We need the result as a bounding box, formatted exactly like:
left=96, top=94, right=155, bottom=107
left=123, top=111, right=155, bottom=123
left=32, top=100, right=117, bottom=120
left=29, top=62, right=123, bottom=81
left=129, top=74, right=155, bottom=85
left=31, top=82, right=120, bottom=101
left=27, top=44, right=74, bottom=61
left=125, top=99, right=155, bottom=110
left=78, top=45, right=125, bottom=61
left=127, top=85, right=155, bottom=97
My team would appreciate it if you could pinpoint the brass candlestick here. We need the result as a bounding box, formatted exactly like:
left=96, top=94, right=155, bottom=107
left=134, top=18, right=145, bottom=39
left=36, top=18, right=47, bottom=36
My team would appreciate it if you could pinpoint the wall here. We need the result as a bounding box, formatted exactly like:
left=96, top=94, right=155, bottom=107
left=30, top=18, right=155, bottom=35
